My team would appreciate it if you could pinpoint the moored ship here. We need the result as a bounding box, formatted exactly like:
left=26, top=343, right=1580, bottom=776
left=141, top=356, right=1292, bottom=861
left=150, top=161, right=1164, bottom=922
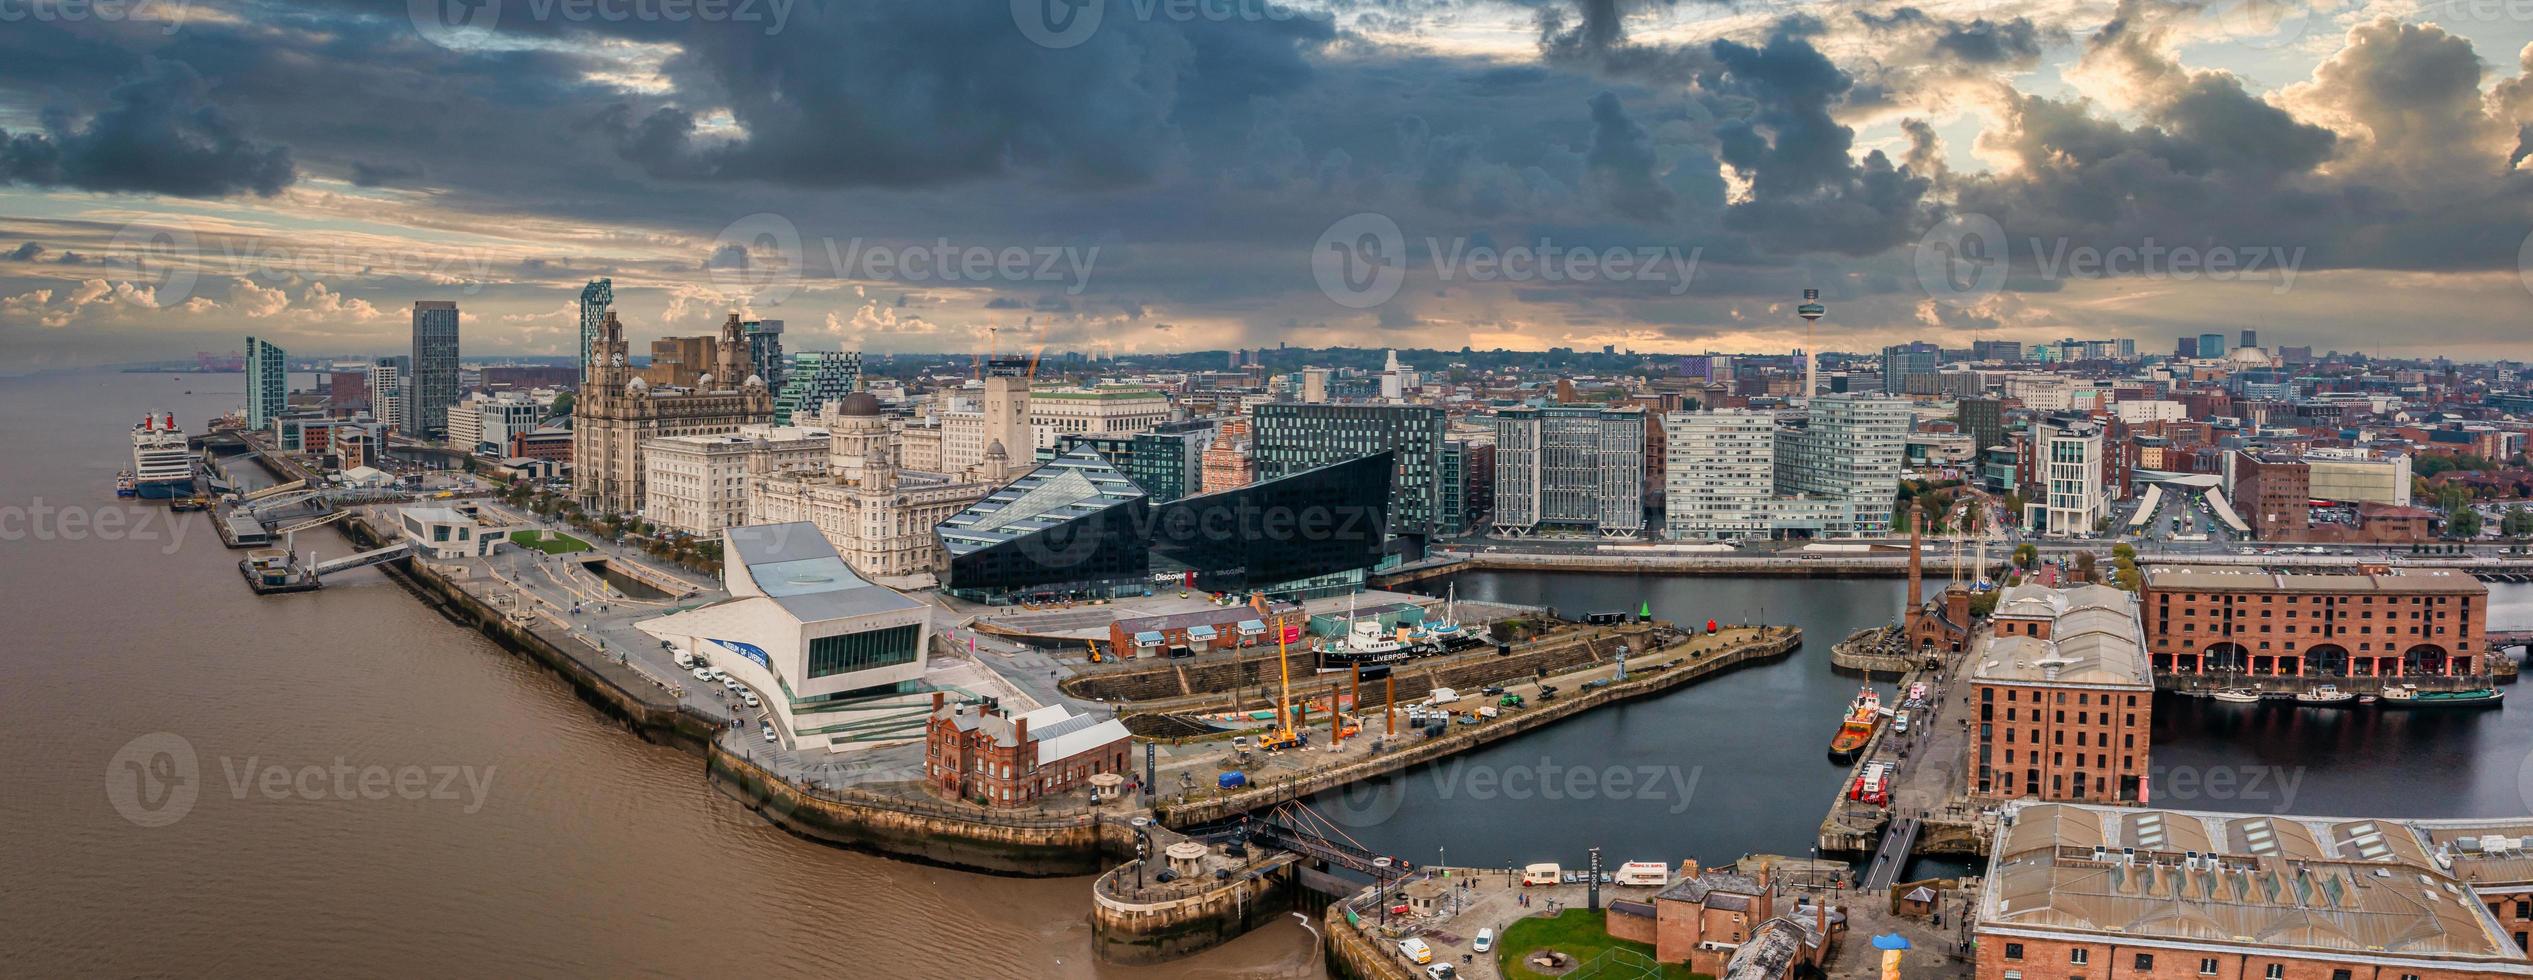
left=130, top=412, right=196, bottom=500
left=1827, top=687, right=1881, bottom=762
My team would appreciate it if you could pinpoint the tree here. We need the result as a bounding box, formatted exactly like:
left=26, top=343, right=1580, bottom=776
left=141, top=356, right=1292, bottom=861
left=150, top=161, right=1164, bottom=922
left=2013, top=543, right=2038, bottom=569
left=551, top=391, right=575, bottom=417
left=2447, top=503, right=2484, bottom=540
left=2503, top=505, right=2533, bottom=540
left=2112, top=543, right=2137, bottom=563
left=2072, top=550, right=2097, bottom=583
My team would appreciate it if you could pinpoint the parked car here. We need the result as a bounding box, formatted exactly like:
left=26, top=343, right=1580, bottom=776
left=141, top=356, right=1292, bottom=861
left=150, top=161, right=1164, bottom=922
left=691, top=666, right=713, bottom=682
left=760, top=726, right=777, bottom=744
left=1473, top=928, right=1494, bottom=953
left=741, top=692, right=761, bottom=708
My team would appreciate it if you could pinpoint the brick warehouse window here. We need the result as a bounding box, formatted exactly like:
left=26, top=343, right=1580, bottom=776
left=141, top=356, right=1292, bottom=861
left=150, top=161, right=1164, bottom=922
left=2199, top=959, right=2218, bottom=976
left=2264, top=965, right=2284, bottom=980
left=2134, top=954, right=2154, bottom=970
left=2070, top=948, right=2088, bottom=965
left=2004, top=943, right=2023, bottom=961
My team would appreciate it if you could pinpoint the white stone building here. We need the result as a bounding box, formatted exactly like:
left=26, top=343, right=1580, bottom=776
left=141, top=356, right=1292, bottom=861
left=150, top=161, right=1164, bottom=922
left=641, top=424, right=830, bottom=536
left=748, top=392, right=995, bottom=583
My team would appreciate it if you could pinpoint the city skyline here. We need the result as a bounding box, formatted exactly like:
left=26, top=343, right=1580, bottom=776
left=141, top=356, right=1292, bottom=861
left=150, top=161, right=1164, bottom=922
left=3, top=2, right=2533, bottom=369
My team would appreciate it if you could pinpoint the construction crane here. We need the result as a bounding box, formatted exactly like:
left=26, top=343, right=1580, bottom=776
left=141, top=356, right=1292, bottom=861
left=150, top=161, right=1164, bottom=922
left=1258, top=632, right=1304, bottom=752
left=1025, top=344, right=1045, bottom=383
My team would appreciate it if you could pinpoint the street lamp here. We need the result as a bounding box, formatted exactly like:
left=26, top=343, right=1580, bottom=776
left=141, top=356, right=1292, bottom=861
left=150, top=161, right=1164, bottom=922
left=1374, top=856, right=1395, bottom=926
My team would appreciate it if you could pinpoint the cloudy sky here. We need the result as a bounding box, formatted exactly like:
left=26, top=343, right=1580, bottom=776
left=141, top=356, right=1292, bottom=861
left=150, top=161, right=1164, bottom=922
left=1, top=0, right=2529, bottom=369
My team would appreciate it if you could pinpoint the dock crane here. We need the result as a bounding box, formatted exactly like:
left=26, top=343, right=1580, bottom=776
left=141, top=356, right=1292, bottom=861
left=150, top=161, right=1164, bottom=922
left=1257, top=632, right=1305, bottom=752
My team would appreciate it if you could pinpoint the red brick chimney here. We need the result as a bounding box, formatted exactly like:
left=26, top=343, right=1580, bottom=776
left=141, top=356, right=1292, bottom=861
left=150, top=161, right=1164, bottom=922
left=1013, top=714, right=1029, bottom=747
left=931, top=691, right=945, bottom=713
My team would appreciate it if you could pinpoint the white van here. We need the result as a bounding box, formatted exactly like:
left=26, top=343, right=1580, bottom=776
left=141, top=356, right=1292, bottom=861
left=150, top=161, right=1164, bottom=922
left=672, top=650, right=695, bottom=670
left=1397, top=938, right=1433, bottom=964
left=1892, top=710, right=1911, bottom=734
left=1614, top=861, right=1670, bottom=887
left=1522, top=863, right=1562, bottom=886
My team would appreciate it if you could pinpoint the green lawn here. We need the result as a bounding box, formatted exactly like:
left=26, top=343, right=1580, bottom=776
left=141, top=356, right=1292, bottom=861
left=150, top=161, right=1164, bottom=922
left=1496, top=909, right=1706, bottom=980
left=509, top=529, right=593, bottom=554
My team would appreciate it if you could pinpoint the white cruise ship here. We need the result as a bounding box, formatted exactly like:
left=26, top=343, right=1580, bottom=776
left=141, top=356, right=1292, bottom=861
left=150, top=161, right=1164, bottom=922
left=130, top=412, right=196, bottom=500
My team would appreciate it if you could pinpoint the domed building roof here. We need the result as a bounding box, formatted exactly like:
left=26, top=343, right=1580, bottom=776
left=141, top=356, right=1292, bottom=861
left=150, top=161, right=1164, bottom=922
left=743, top=374, right=767, bottom=389
left=626, top=375, right=649, bottom=395
left=985, top=439, right=1008, bottom=458
left=837, top=391, right=882, bottom=417
left=2223, top=346, right=2272, bottom=368
left=695, top=373, right=714, bottom=388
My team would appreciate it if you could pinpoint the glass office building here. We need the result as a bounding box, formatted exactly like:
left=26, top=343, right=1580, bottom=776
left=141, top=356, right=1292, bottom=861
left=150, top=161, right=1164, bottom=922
left=1149, top=451, right=1391, bottom=598
left=935, top=447, right=1152, bottom=604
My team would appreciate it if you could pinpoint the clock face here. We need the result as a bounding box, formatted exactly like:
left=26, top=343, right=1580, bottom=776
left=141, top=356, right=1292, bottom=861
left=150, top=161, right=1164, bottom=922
left=611, top=353, right=625, bottom=367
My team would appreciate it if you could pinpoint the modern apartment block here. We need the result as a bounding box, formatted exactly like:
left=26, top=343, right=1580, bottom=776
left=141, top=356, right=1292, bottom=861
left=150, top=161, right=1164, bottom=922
left=1879, top=341, right=1939, bottom=395
left=1124, top=419, right=1216, bottom=503
left=1251, top=402, right=1446, bottom=537
left=2023, top=414, right=2110, bottom=537
left=1439, top=435, right=1495, bottom=533
left=1968, top=584, right=2154, bottom=803
left=245, top=336, right=287, bottom=431
left=1660, top=393, right=1909, bottom=540
left=405, top=300, right=461, bottom=438
left=2138, top=564, right=2488, bottom=677
left=368, top=357, right=405, bottom=431
left=742, top=319, right=784, bottom=388
left=771, top=351, right=862, bottom=425
left=1490, top=405, right=1645, bottom=537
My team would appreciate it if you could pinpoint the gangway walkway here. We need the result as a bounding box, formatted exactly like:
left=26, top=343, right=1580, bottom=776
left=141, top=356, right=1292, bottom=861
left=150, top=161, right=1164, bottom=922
left=239, top=479, right=306, bottom=502
left=314, top=542, right=410, bottom=577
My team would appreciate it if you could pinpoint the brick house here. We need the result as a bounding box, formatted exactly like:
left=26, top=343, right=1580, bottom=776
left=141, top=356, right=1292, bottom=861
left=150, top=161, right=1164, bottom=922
left=923, top=693, right=1132, bottom=808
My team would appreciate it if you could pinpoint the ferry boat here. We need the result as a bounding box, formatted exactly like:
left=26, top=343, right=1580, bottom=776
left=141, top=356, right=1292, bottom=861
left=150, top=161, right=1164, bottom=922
left=2293, top=684, right=2355, bottom=706
left=113, top=470, right=137, bottom=497
left=1827, top=687, right=1882, bottom=762
left=2210, top=688, right=2262, bottom=704
left=2380, top=684, right=2503, bottom=709
left=130, top=412, right=197, bottom=500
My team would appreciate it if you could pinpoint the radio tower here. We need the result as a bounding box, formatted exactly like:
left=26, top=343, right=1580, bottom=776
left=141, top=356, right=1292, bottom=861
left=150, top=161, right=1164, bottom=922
left=1796, top=289, right=1825, bottom=404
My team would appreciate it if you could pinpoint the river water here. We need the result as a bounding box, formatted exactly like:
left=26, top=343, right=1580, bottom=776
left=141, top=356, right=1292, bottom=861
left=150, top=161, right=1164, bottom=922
left=13, top=370, right=2531, bottom=976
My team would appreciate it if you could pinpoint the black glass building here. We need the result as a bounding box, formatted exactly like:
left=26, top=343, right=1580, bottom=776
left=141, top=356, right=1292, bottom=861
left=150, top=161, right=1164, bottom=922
left=1150, top=452, right=1390, bottom=598
left=934, top=447, right=1152, bottom=604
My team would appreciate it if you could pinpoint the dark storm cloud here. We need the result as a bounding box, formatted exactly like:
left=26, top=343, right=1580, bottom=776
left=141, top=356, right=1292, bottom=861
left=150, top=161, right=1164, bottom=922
left=1583, top=91, right=1672, bottom=217
left=350, top=160, right=423, bottom=187
left=0, top=59, right=294, bottom=198
left=1855, top=8, right=2044, bottom=67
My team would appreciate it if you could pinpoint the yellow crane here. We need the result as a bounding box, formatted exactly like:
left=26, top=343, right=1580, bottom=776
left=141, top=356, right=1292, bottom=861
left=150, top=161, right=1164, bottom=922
left=1258, top=632, right=1303, bottom=751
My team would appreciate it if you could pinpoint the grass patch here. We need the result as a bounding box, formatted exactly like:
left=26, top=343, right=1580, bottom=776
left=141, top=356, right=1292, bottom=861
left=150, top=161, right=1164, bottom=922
left=509, top=529, right=593, bottom=554
left=1496, top=909, right=1704, bottom=980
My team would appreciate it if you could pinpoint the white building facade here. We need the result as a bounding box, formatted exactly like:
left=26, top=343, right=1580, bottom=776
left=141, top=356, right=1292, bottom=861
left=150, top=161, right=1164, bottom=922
left=641, top=424, right=830, bottom=536
left=1491, top=405, right=1645, bottom=537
